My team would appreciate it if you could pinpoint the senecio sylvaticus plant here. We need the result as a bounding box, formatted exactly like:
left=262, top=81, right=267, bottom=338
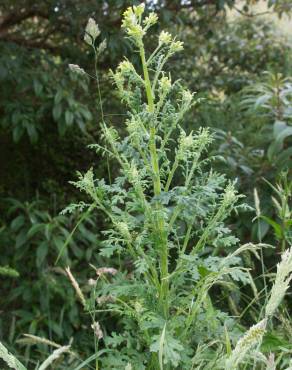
left=31, top=5, right=292, bottom=370
left=65, top=5, right=266, bottom=369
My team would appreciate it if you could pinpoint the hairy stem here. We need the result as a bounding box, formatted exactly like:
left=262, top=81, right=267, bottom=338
left=140, top=45, right=169, bottom=318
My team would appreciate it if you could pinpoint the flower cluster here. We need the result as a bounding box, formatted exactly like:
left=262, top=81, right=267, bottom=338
left=159, top=31, right=172, bottom=46
left=122, top=3, right=157, bottom=46
left=122, top=5, right=146, bottom=42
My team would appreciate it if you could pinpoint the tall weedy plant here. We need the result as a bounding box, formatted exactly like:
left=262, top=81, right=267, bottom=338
left=64, top=5, right=264, bottom=369
left=1, top=5, right=292, bottom=370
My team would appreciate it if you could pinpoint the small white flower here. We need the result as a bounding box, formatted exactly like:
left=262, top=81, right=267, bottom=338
left=133, top=4, right=145, bottom=17
left=181, top=133, right=194, bottom=150
left=126, top=117, right=140, bottom=134
left=122, top=7, right=145, bottom=39
left=119, top=60, right=134, bottom=74
left=143, top=12, right=158, bottom=28
left=181, top=89, right=193, bottom=104
left=159, top=31, right=172, bottom=45
left=159, top=76, right=171, bottom=92
left=169, top=40, right=184, bottom=53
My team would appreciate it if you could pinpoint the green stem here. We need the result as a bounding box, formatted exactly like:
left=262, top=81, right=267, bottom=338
left=140, top=48, right=154, bottom=112
left=140, top=45, right=169, bottom=318
left=164, top=156, right=179, bottom=192
left=181, top=223, right=192, bottom=254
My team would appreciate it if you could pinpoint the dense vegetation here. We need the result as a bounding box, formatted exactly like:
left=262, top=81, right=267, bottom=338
left=0, top=1, right=291, bottom=369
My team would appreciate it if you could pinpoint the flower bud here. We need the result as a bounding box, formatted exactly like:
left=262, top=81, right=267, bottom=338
left=159, top=31, right=172, bottom=46
left=159, top=76, right=171, bottom=93
left=143, top=13, right=158, bottom=28
left=133, top=4, right=145, bottom=17
left=169, top=40, right=184, bottom=53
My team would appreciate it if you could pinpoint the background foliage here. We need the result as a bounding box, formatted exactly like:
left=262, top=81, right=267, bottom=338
left=0, top=0, right=291, bottom=368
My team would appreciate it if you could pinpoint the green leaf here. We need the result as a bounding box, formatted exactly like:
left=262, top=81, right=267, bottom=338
left=260, top=216, right=283, bottom=239
left=54, top=90, right=63, bottom=105
left=150, top=330, right=184, bottom=368
left=276, top=147, right=292, bottom=168
left=72, top=350, right=112, bottom=370
left=12, top=125, right=25, bottom=142
left=27, top=223, right=45, bottom=238
left=65, top=110, right=74, bottom=126
left=0, top=266, right=19, bottom=278
left=53, top=104, right=62, bottom=121
left=11, top=215, right=25, bottom=232
left=198, top=265, right=211, bottom=278
left=26, top=123, right=38, bottom=143
left=256, top=219, right=270, bottom=240
left=261, top=332, right=292, bottom=353
left=15, top=230, right=28, bottom=248
left=268, top=126, right=292, bottom=160
left=58, top=120, right=67, bottom=136
left=36, top=242, right=49, bottom=267
left=33, top=79, right=43, bottom=96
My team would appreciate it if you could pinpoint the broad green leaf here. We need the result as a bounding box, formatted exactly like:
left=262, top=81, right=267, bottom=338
left=53, top=104, right=62, bottom=121
left=65, top=110, right=74, bottom=126
left=260, top=216, right=283, bottom=239
left=36, top=242, right=49, bottom=268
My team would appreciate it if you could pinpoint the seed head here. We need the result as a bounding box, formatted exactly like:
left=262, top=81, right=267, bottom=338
left=95, top=267, right=118, bottom=277
left=65, top=267, right=86, bottom=307
left=68, top=64, right=86, bottom=76
left=98, top=39, right=107, bottom=54
left=265, top=247, right=292, bottom=317
left=84, top=18, right=100, bottom=45
left=91, top=322, right=103, bottom=340
left=226, top=319, right=267, bottom=369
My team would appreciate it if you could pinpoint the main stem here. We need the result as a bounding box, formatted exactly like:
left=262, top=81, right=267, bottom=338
left=140, top=46, right=169, bottom=318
